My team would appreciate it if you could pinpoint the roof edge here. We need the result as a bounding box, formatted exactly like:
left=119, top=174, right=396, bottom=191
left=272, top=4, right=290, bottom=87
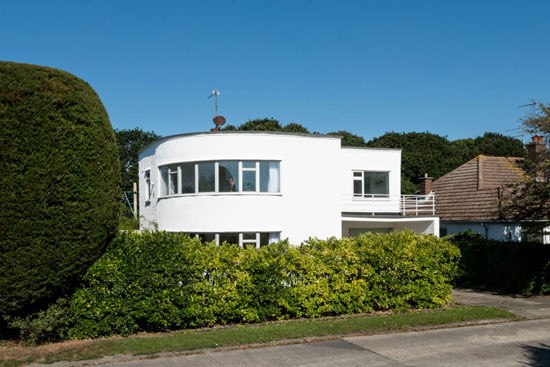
left=139, top=130, right=343, bottom=155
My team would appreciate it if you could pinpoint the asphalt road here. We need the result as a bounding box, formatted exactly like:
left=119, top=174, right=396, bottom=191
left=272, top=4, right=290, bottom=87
left=55, top=318, right=550, bottom=367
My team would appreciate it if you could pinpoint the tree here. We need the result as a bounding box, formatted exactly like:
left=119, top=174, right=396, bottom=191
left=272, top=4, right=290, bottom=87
left=366, top=131, right=526, bottom=194
left=115, top=128, right=160, bottom=194
left=367, top=132, right=457, bottom=193
left=0, top=61, right=121, bottom=317
left=500, top=103, right=550, bottom=239
left=328, top=130, right=367, bottom=147
left=221, top=118, right=310, bottom=133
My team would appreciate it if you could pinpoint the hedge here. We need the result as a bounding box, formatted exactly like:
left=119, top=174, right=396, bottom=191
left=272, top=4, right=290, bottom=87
left=0, top=61, right=121, bottom=317
left=450, top=231, right=550, bottom=295
left=64, top=231, right=459, bottom=339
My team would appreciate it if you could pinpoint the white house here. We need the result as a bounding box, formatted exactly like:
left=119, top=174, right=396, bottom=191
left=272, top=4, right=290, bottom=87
left=139, top=131, right=439, bottom=246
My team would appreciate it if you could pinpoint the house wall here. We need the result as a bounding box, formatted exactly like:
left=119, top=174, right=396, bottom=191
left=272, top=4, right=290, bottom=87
left=139, top=132, right=343, bottom=244
left=342, top=217, right=439, bottom=237
left=339, top=148, right=401, bottom=214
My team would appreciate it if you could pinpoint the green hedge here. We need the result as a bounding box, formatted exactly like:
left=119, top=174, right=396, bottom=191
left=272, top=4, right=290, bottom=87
left=0, top=61, right=121, bottom=317
left=450, top=231, right=550, bottom=295
left=64, top=231, right=459, bottom=339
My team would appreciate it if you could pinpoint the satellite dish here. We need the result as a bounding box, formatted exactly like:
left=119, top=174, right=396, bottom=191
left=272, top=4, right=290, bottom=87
left=213, top=115, right=226, bottom=126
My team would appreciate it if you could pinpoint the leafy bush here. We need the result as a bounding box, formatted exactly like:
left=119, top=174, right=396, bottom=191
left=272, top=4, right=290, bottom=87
left=2, top=299, right=71, bottom=345
left=65, top=231, right=459, bottom=339
left=450, top=231, right=550, bottom=295
left=0, top=61, right=121, bottom=317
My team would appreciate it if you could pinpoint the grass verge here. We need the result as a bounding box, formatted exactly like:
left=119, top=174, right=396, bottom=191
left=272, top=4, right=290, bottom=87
left=1, top=306, right=516, bottom=367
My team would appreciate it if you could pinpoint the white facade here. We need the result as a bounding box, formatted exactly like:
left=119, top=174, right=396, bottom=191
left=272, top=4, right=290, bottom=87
left=139, top=132, right=439, bottom=245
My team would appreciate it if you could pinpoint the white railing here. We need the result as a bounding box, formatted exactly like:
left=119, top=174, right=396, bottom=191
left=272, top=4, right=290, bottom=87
left=400, top=194, right=435, bottom=216
left=341, top=193, right=435, bottom=216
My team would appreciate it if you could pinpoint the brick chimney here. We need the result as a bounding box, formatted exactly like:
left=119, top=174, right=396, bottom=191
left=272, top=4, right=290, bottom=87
left=419, top=173, right=433, bottom=195
left=527, top=135, right=547, bottom=162
left=527, top=135, right=547, bottom=181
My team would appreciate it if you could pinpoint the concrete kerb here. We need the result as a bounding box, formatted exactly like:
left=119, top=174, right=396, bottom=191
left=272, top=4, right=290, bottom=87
left=27, top=317, right=515, bottom=367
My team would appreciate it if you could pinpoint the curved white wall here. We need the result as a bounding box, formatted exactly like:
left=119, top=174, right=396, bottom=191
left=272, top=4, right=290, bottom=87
left=139, top=132, right=343, bottom=243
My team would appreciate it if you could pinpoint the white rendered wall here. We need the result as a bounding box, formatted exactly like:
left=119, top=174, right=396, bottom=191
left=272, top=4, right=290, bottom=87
left=342, top=217, right=439, bottom=237
left=139, top=132, right=342, bottom=244
left=339, top=147, right=402, bottom=214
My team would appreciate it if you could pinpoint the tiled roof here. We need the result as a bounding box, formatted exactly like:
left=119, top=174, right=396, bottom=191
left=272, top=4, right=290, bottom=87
left=432, top=155, right=524, bottom=221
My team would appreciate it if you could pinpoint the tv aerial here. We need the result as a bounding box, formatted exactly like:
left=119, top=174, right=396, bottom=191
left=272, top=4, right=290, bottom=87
left=208, top=89, right=226, bottom=131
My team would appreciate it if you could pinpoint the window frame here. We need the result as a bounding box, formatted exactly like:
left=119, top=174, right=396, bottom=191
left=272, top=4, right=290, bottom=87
left=144, top=170, right=151, bottom=202
left=188, top=232, right=281, bottom=247
left=158, top=160, right=281, bottom=198
left=353, top=170, right=390, bottom=198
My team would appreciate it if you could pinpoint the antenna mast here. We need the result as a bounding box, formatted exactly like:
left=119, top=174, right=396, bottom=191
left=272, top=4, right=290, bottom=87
left=519, top=100, right=538, bottom=146
left=208, top=89, right=220, bottom=117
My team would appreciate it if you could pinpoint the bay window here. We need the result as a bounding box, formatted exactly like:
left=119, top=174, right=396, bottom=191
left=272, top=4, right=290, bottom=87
left=159, top=160, right=280, bottom=196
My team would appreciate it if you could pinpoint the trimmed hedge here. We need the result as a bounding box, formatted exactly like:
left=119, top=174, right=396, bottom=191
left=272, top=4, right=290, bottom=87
left=65, top=231, right=459, bottom=339
left=0, top=61, right=121, bottom=317
left=450, top=231, right=550, bottom=295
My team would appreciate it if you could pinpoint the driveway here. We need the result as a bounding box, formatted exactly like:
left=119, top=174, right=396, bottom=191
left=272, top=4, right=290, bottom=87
left=452, top=288, right=550, bottom=319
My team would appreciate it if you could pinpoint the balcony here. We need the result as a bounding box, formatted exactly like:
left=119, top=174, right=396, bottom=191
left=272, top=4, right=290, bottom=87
left=342, top=194, right=435, bottom=216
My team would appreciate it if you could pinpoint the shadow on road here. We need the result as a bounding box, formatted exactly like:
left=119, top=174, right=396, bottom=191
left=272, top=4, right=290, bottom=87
left=521, top=344, right=550, bottom=366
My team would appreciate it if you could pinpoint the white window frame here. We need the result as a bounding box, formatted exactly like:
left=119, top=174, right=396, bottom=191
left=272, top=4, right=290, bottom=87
left=353, top=170, right=390, bottom=198
left=158, top=160, right=281, bottom=197
left=144, top=170, right=151, bottom=202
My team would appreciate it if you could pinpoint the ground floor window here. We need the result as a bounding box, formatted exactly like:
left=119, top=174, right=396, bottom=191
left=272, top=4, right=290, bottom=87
left=186, top=232, right=281, bottom=247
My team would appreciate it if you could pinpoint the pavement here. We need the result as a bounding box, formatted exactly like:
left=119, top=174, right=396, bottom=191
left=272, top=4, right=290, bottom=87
left=452, top=288, right=550, bottom=319
left=35, top=289, right=550, bottom=367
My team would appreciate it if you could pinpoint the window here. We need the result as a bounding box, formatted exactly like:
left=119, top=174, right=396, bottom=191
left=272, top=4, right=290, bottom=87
left=158, top=160, right=281, bottom=196
left=198, top=162, right=215, bottom=192
left=242, top=232, right=259, bottom=249
left=160, top=166, right=169, bottom=196
left=181, top=163, right=195, bottom=193
left=190, top=232, right=280, bottom=247
left=144, top=170, right=151, bottom=202
left=219, top=161, right=239, bottom=192
left=260, top=161, right=280, bottom=192
left=242, top=161, right=257, bottom=192
left=353, top=171, right=389, bottom=198
left=168, top=165, right=178, bottom=195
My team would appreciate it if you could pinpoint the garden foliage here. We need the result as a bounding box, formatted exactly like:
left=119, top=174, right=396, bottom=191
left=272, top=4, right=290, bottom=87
left=450, top=231, right=550, bottom=295
left=65, top=231, right=459, bottom=339
left=0, top=61, right=121, bottom=317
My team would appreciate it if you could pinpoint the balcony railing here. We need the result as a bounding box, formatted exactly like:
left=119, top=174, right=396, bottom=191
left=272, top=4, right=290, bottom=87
left=400, top=194, right=435, bottom=216
left=342, top=193, right=435, bottom=216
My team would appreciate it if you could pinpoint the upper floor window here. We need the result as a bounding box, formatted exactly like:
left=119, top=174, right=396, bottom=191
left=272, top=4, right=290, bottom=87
left=353, top=171, right=389, bottom=198
left=159, top=160, right=280, bottom=197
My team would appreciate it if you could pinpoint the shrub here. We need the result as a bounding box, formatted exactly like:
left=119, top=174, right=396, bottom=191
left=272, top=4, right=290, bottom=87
left=0, top=61, right=121, bottom=317
left=66, top=231, right=459, bottom=339
left=2, top=298, right=71, bottom=345
left=450, top=231, right=550, bottom=295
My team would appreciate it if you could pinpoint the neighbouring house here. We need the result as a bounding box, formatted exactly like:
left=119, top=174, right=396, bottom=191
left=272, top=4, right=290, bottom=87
left=427, top=136, right=549, bottom=243
left=138, top=131, right=438, bottom=246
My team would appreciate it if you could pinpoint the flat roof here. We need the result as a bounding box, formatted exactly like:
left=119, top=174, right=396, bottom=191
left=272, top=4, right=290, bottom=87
left=139, top=130, right=401, bottom=154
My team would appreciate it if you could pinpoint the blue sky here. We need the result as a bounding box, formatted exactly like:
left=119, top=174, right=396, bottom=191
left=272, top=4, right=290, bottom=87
left=2, top=1, right=549, bottom=141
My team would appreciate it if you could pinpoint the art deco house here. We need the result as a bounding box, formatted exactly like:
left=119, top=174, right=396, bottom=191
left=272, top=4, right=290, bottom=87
left=139, top=131, right=438, bottom=246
